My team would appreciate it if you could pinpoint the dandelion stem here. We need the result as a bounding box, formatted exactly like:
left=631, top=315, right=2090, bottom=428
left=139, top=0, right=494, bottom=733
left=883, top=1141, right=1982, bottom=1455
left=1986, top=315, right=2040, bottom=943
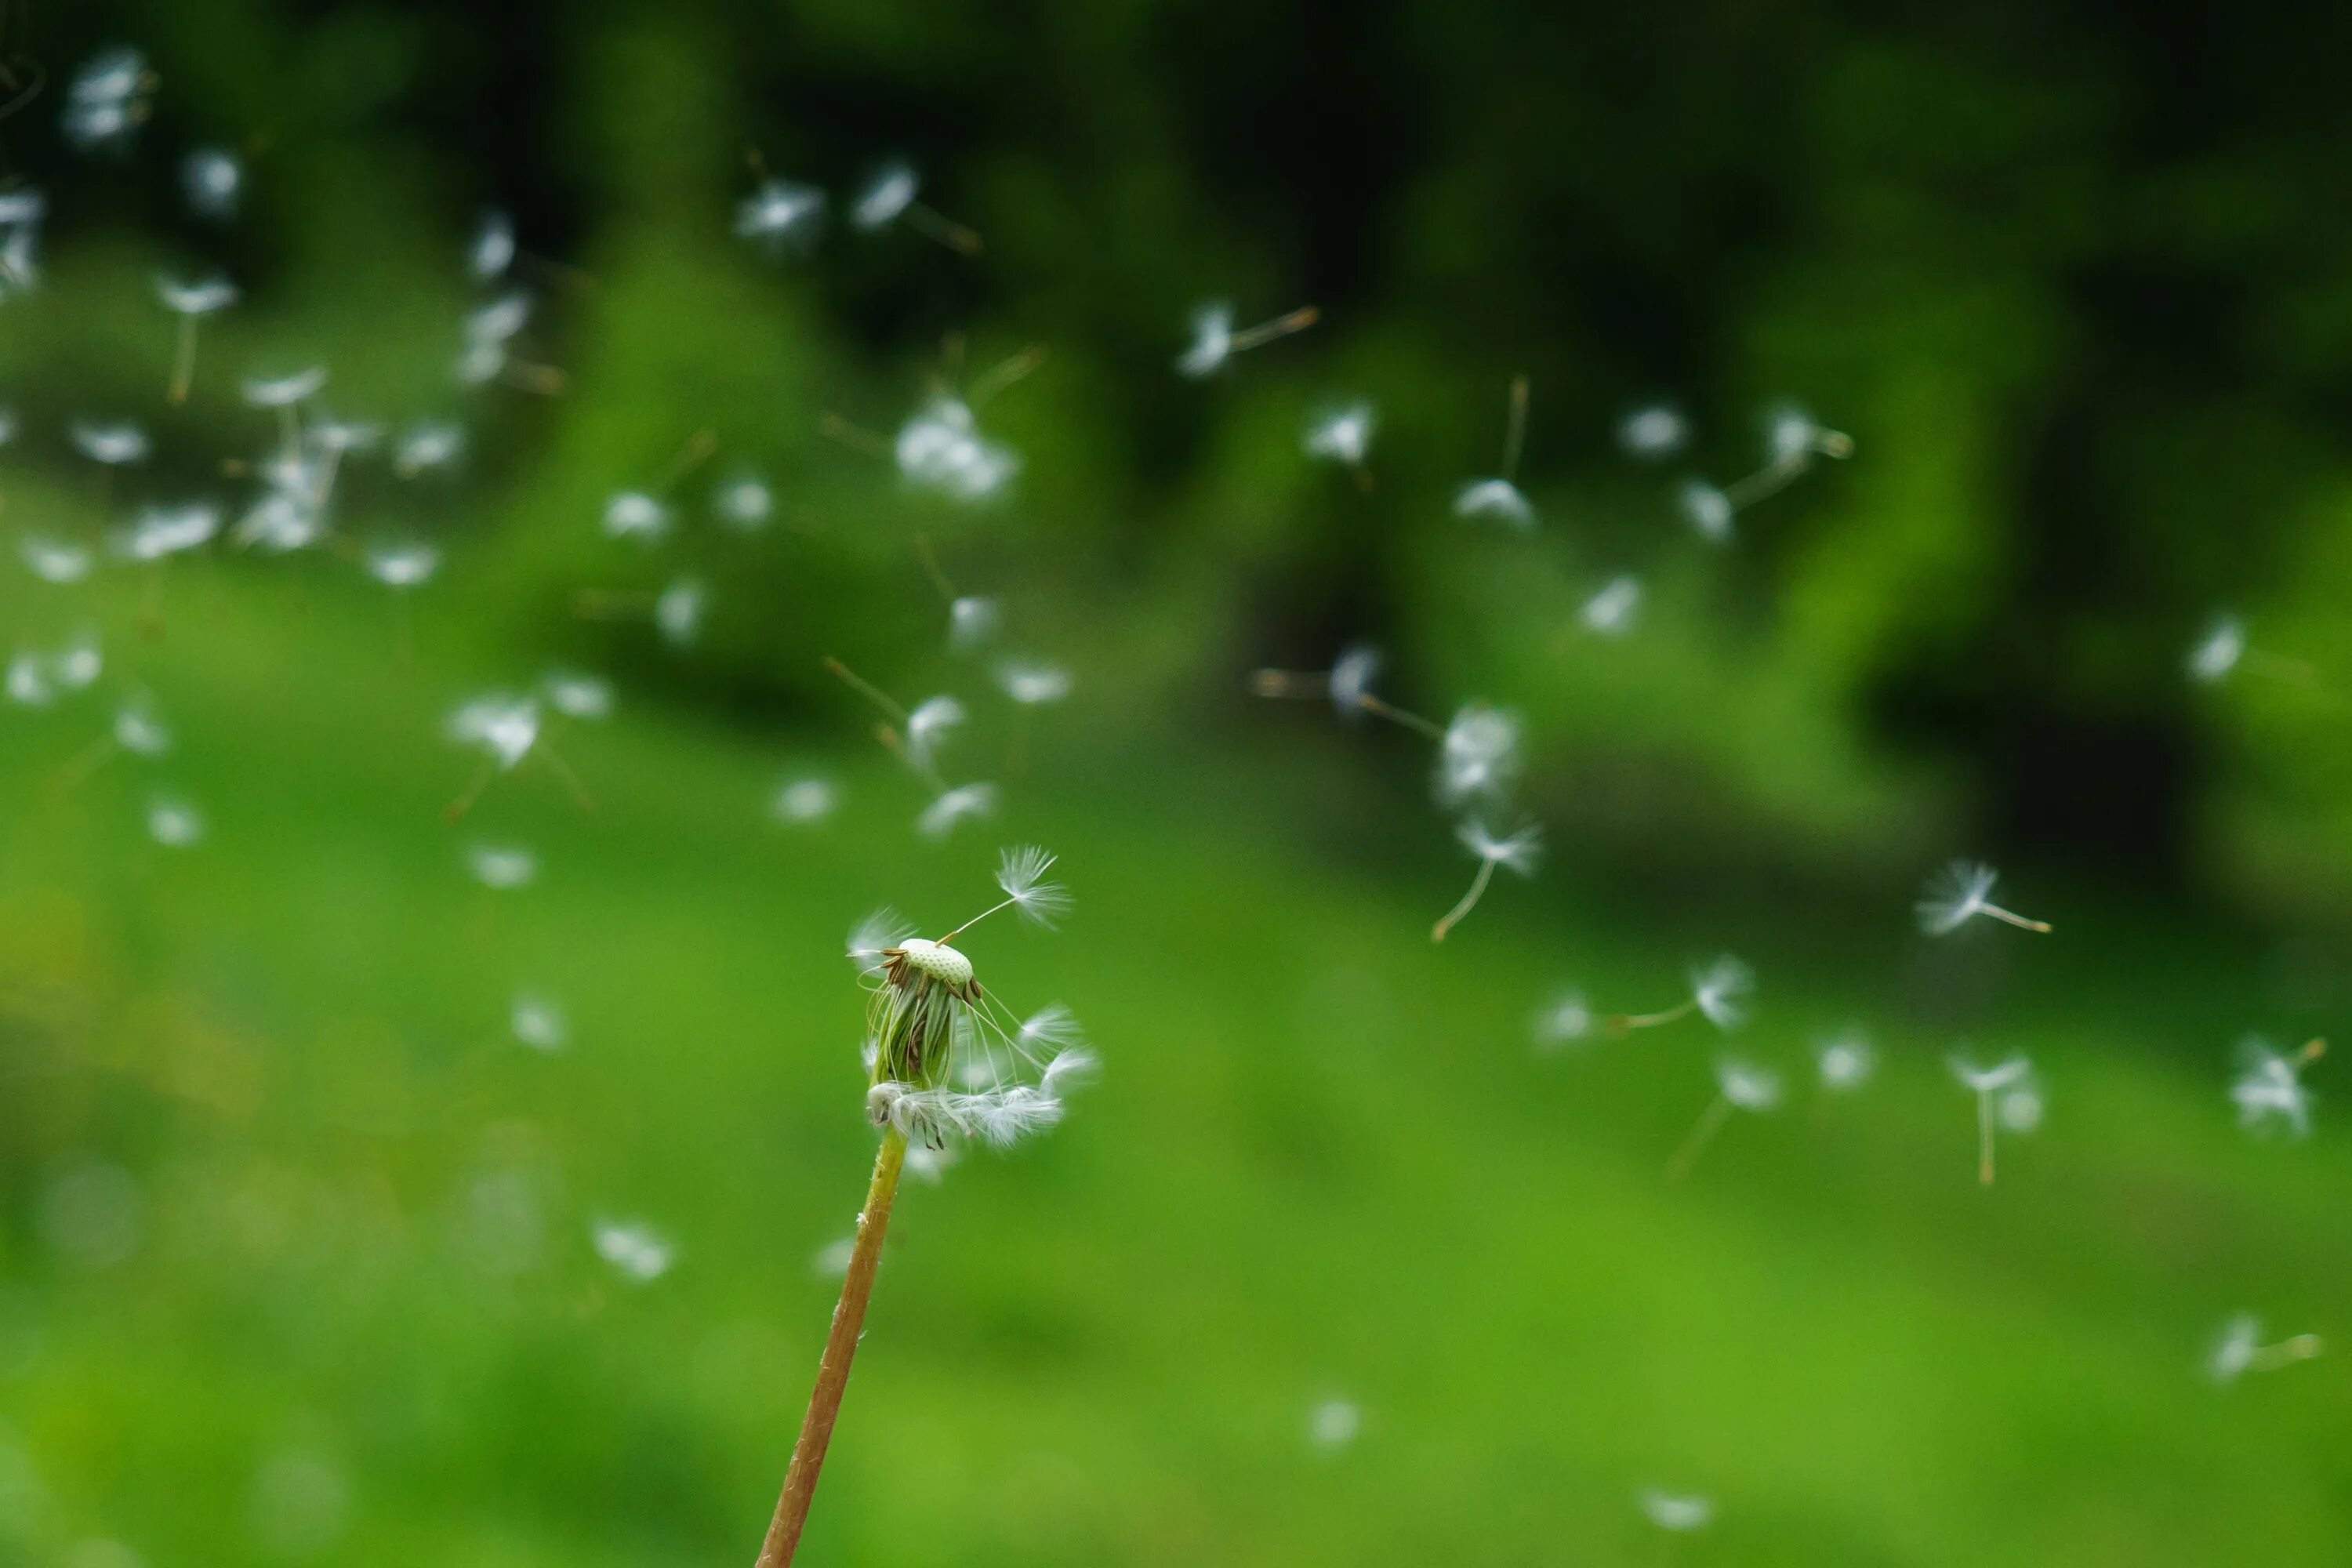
left=822, top=657, right=910, bottom=725
left=2249, top=1334, right=2324, bottom=1371
left=1606, top=1000, right=1697, bottom=1034
left=1355, top=694, right=1445, bottom=739
left=966, top=346, right=1045, bottom=408
left=1228, top=307, right=1319, bottom=353
left=48, top=733, right=120, bottom=796
left=536, top=740, right=597, bottom=815
left=657, top=430, right=720, bottom=495
left=1981, top=904, right=2051, bottom=933
left=817, top=413, right=889, bottom=459
left=757, top=1129, right=908, bottom=1568
left=1501, top=374, right=1530, bottom=481
left=1431, top=857, right=1497, bottom=943
left=1666, top=1094, right=1734, bottom=1181
left=1977, top=1090, right=1996, bottom=1186
left=169, top=316, right=198, bottom=405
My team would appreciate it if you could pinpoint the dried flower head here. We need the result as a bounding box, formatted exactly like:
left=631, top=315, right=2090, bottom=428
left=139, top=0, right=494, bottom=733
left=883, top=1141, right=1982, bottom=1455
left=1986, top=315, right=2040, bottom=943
left=1917, top=860, right=2050, bottom=936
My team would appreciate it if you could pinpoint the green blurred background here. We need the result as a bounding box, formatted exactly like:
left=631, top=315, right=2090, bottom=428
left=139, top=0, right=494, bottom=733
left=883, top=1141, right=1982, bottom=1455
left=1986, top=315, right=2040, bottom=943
left=2, top=2, right=2349, bottom=1564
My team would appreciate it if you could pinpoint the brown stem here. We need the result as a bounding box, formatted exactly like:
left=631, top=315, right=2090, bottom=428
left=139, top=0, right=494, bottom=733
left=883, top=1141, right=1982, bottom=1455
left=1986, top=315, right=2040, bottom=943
left=756, top=1130, right=908, bottom=1567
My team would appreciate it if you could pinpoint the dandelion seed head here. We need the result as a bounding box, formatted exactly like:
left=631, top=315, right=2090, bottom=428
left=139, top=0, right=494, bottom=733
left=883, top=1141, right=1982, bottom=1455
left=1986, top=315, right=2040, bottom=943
left=1679, top=479, right=1733, bottom=543
left=1451, top=477, right=1534, bottom=528
left=2187, top=613, right=2246, bottom=684
left=1305, top=401, right=1377, bottom=466
left=995, top=845, right=1073, bottom=927
left=1617, top=405, right=1689, bottom=460
left=593, top=1220, right=674, bottom=1283
left=1580, top=575, right=1642, bottom=636
left=1916, top=859, right=2001, bottom=935
left=1691, top=956, right=1754, bottom=1031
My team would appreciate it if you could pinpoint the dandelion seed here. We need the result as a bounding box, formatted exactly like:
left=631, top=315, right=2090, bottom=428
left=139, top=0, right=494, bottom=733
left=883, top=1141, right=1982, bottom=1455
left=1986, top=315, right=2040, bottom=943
left=233, top=493, right=322, bottom=554
left=2187, top=613, right=2246, bottom=684
left=1998, top=1083, right=2043, bottom=1133
left=1533, top=992, right=1592, bottom=1054
left=1436, top=703, right=1522, bottom=808
left=736, top=178, right=827, bottom=251
left=947, top=595, right=999, bottom=654
left=543, top=671, right=612, bottom=720
left=2230, top=1036, right=2322, bottom=1138
left=114, top=504, right=221, bottom=561
left=1579, top=575, right=1642, bottom=637
left=1639, top=1490, right=1714, bottom=1534
left=1916, top=859, right=2050, bottom=936
left=511, top=993, right=566, bottom=1051
left=1307, top=1399, right=1361, bottom=1452
left=466, top=844, right=537, bottom=891
left=470, top=212, right=517, bottom=281
left=1719, top=404, right=1853, bottom=510
left=997, top=661, right=1071, bottom=706
left=147, top=795, right=203, bottom=848
left=593, top=1220, right=675, bottom=1283
left=1432, top=818, right=1541, bottom=942
left=894, top=397, right=1019, bottom=501
left=449, top=696, right=542, bottom=771
left=848, top=161, right=982, bottom=253
left=157, top=274, right=238, bottom=405
left=394, top=421, right=466, bottom=477
left=7, top=637, right=103, bottom=710
left=1304, top=401, right=1377, bottom=468
left=1617, top=404, right=1688, bottom=460
left=916, top=782, right=996, bottom=840
left=774, top=777, right=838, bottom=825
left=713, top=470, right=772, bottom=529
left=1609, top=956, right=1755, bottom=1035
left=5, top=652, right=49, bottom=706
left=602, top=490, right=669, bottom=542
left=1950, top=1054, right=2034, bottom=1185
left=655, top=578, right=705, bottom=648
left=71, top=420, right=150, bottom=467
left=1174, top=299, right=1318, bottom=378
left=113, top=702, right=170, bottom=757
left=466, top=291, right=532, bottom=348
left=2209, top=1313, right=2322, bottom=1385
left=21, top=537, right=93, bottom=584
left=1668, top=1057, right=1781, bottom=1178
left=182, top=147, right=242, bottom=220
left=905, top=696, right=965, bottom=771
left=1453, top=376, right=1535, bottom=529
left=63, top=48, right=153, bottom=150
left=1247, top=643, right=1442, bottom=739
left=1815, top=1030, right=1875, bottom=1091
left=991, top=845, right=1073, bottom=928
left=365, top=541, right=439, bottom=590
left=242, top=367, right=328, bottom=410
left=1679, top=478, right=1733, bottom=543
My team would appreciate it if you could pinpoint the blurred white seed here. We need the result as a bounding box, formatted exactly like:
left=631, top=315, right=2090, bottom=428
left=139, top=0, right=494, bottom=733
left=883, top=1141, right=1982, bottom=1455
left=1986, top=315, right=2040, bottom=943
left=466, top=843, right=537, bottom=890
left=602, top=490, right=670, bottom=542
left=1579, top=575, right=1642, bottom=637
left=1304, top=401, right=1377, bottom=467
left=20, top=537, right=93, bottom=584
left=2230, top=1036, right=2323, bottom=1138
left=70, top=419, right=150, bottom=466
left=713, top=470, right=772, bottom=529
left=655, top=578, right=705, bottom=647
left=736, top=179, right=827, bottom=251
left=63, top=48, right=153, bottom=150
left=394, top=420, right=466, bottom=477
left=182, top=147, right=243, bottom=219
left=511, top=993, right=566, bottom=1051
left=947, top=595, right=1000, bottom=653
left=147, top=796, right=204, bottom=848
left=2209, top=1312, right=2322, bottom=1385
left=1436, top=703, right=1522, bottom=808
left=917, top=782, right=996, bottom=840
left=1815, top=1030, right=1875, bottom=1091
left=470, top=212, right=517, bottom=281
left=773, top=777, right=837, bottom=824
left=1679, top=478, right=1733, bottom=543
left=1533, top=992, right=1592, bottom=1054
left=543, top=671, right=612, bottom=720
left=1639, top=1489, right=1713, bottom=1534
left=1175, top=299, right=1317, bottom=378
left=998, top=661, right=1071, bottom=706
left=1306, top=1399, right=1360, bottom=1452
left=1917, top=859, right=2049, bottom=935
left=1617, top=404, right=1688, bottom=460
left=365, top=541, right=439, bottom=590
left=1950, top=1054, right=2035, bottom=1185
left=593, top=1220, right=675, bottom=1283
left=2186, top=612, right=2246, bottom=684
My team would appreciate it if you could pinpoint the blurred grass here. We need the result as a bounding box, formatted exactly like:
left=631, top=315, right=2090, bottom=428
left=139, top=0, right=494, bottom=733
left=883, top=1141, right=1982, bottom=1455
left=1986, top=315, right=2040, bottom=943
left=0, top=540, right=2347, bottom=1567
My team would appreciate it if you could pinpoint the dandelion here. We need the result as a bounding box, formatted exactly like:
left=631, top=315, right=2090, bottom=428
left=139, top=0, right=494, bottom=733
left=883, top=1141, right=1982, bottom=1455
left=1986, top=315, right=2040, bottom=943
left=2209, top=1314, right=2323, bottom=1385
left=470, top=212, right=517, bottom=281
left=917, top=782, right=996, bottom=840
left=2230, top=1036, right=2324, bottom=1138
left=1304, top=400, right=1377, bottom=476
left=21, top=537, right=93, bottom=584
left=157, top=274, right=238, bottom=405
left=511, top=993, right=566, bottom=1051
left=1532, top=991, right=1592, bottom=1054
left=1306, top=1399, right=1361, bottom=1452
left=1617, top=404, right=1688, bottom=460
left=774, top=778, right=838, bottom=825
left=147, top=795, right=204, bottom=848
left=737, top=178, right=827, bottom=252
left=1950, top=1054, right=2034, bottom=1185
left=70, top=419, right=151, bottom=468
left=1679, top=478, right=1733, bottom=543
left=1578, top=575, right=1642, bottom=637
left=602, top=490, right=670, bottom=542
left=1607, top=956, right=1755, bottom=1035
left=1916, top=859, right=2050, bottom=935
left=394, top=421, right=466, bottom=477
left=1174, top=299, right=1319, bottom=378
left=848, top=160, right=982, bottom=254
left=1453, top=375, right=1535, bottom=528
left=758, top=858, right=1093, bottom=1563
left=1815, top=1030, right=1875, bottom=1092
left=1718, top=404, right=1853, bottom=511
left=182, top=147, right=242, bottom=220
left=466, top=843, right=537, bottom=891
left=63, top=48, right=153, bottom=150
left=1436, top=703, right=1522, bottom=808
left=1639, top=1489, right=1714, bottom=1534
left=655, top=578, right=705, bottom=648
left=592, top=1221, right=675, bottom=1283
left=714, top=470, right=773, bottom=529
left=1431, top=818, right=1541, bottom=942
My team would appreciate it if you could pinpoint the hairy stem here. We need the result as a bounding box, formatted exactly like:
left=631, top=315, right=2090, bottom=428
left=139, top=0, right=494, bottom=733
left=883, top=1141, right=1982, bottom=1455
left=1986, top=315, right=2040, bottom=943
left=757, top=1130, right=908, bottom=1567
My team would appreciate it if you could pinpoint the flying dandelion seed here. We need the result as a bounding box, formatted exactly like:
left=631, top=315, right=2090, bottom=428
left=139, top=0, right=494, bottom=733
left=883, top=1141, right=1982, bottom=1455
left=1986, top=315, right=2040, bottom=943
left=996, top=662, right=1071, bottom=706
left=2229, top=1036, right=2322, bottom=1137
left=774, top=778, right=838, bottom=825
left=1579, top=575, right=1642, bottom=637
left=1304, top=401, right=1377, bottom=470
left=1453, top=376, right=1535, bottom=528
left=655, top=578, right=705, bottom=648
left=511, top=993, right=566, bottom=1052
left=2208, top=1313, right=2322, bottom=1385
left=21, top=537, right=93, bottom=584
left=70, top=419, right=151, bottom=468
left=1431, top=818, right=1541, bottom=942
left=182, top=147, right=242, bottom=220
left=602, top=490, right=669, bottom=542
left=466, top=844, right=537, bottom=891
left=1815, top=1030, right=1875, bottom=1092
left=63, top=48, right=153, bottom=150
left=8, top=633, right=103, bottom=707
left=114, top=504, right=220, bottom=562
left=470, top=212, right=517, bottom=281
left=2187, top=613, right=2246, bottom=683
left=1174, top=299, right=1319, bottom=378
left=1667, top=1057, right=1782, bottom=1178
left=394, top=421, right=466, bottom=477
left=448, top=696, right=542, bottom=772
left=1532, top=992, right=1592, bottom=1054
left=893, top=397, right=1020, bottom=501
left=593, top=1220, right=675, bottom=1283
left=365, top=541, right=439, bottom=590
left=1608, top=956, right=1754, bottom=1035
left=1249, top=644, right=1443, bottom=737
left=1679, top=478, right=1733, bottom=543
left=945, top=595, right=1000, bottom=655
left=1306, top=1399, right=1361, bottom=1452
left=905, top=695, right=966, bottom=773
left=1639, top=1489, right=1714, bottom=1534
left=760, top=855, right=1094, bottom=1562
left=737, top=178, right=828, bottom=252
left=543, top=671, right=612, bottom=720
left=156, top=274, right=238, bottom=404
left=917, top=782, right=997, bottom=840
left=1950, top=1054, right=2035, bottom=1185
left=1617, top=404, right=1689, bottom=460
left=1916, top=859, right=2050, bottom=935
left=848, top=160, right=981, bottom=254
left=1718, top=404, right=1853, bottom=510
left=713, top=470, right=773, bottom=529
left=1436, top=703, right=1523, bottom=810
left=147, top=796, right=203, bottom=848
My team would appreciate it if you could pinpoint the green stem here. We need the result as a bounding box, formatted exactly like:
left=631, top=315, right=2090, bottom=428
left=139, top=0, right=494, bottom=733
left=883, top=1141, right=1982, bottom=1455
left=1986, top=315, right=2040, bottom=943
left=756, top=1130, right=908, bottom=1567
